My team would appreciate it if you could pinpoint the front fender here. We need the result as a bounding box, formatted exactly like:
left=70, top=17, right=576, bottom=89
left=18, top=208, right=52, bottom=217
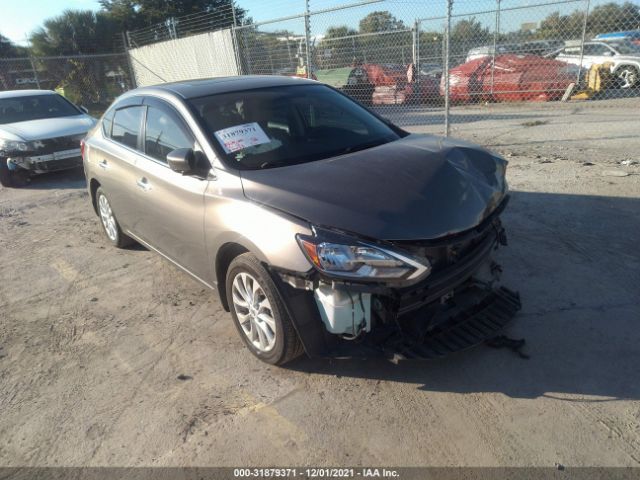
left=205, top=195, right=314, bottom=287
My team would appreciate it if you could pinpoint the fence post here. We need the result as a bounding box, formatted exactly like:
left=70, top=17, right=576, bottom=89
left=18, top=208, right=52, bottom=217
left=122, top=31, right=137, bottom=89
left=304, top=0, right=312, bottom=78
left=230, top=3, right=243, bottom=76
left=28, top=56, right=41, bottom=89
left=444, top=0, right=453, bottom=137
left=490, top=0, right=501, bottom=94
left=576, top=0, right=591, bottom=86
left=412, top=20, right=421, bottom=68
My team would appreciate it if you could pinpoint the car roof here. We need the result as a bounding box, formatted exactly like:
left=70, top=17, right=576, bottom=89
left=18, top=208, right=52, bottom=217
left=597, top=31, right=640, bottom=38
left=130, top=75, right=317, bottom=100
left=0, top=89, right=57, bottom=99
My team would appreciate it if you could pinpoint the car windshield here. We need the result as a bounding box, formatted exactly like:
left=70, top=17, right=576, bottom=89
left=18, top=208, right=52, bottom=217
left=0, top=94, right=81, bottom=124
left=189, top=84, right=400, bottom=170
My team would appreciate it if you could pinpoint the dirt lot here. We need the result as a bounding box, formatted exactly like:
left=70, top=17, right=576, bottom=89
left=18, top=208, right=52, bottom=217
left=1, top=97, right=639, bottom=467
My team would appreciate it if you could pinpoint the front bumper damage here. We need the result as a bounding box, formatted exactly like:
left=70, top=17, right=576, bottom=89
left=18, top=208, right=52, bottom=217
left=271, top=198, right=522, bottom=360
left=8, top=149, right=83, bottom=173
left=4, top=135, right=84, bottom=174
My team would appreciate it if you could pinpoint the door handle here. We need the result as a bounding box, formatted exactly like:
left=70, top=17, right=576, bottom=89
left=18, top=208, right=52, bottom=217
left=136, top=177, right=152, bottom=192
left=98, top=159, right=108, bottom=169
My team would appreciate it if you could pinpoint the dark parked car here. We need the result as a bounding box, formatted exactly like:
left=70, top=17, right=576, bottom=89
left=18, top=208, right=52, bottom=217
left=0, top=90, right=96, bottom=187
left=83, top=76, right=520, bottom=365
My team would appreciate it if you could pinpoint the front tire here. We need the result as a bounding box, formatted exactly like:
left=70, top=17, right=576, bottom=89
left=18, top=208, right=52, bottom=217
left=0, top=157, right=14, bottom=187
left=95, top=187, right=134, bottom=248
left=226, top=253, right=304, bottom=365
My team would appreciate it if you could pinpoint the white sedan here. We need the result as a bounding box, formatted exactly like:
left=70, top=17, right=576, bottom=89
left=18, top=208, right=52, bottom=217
left=0, top=90, right=96, bottom=187
left=550, top=40, right=640, bottom=89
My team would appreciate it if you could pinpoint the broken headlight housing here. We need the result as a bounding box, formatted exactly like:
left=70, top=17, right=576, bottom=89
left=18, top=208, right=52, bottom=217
left=0, top=139, right=30, bottom=155
left=297, top=228, right=431, bottom=283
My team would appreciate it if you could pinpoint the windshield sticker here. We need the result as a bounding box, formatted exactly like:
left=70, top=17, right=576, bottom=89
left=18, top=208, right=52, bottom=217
left=214, top=122, right=271, bottom=154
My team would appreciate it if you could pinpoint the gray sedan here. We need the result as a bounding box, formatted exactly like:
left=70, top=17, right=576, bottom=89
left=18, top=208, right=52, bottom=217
left=83, top=76, right=520, bottom=365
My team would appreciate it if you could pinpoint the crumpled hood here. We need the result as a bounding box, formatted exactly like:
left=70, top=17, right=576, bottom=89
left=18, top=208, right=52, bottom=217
left=0, top=114, right=96, bottom=142
left=240, top=134, right=508, bottom=241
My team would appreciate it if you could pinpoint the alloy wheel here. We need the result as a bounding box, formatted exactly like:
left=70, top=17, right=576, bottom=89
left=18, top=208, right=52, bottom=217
left=618, top=67, right=638, bottom=89
left=231, top=272, right=277, bottom=352
left=98, top=194, right=118, bottom=242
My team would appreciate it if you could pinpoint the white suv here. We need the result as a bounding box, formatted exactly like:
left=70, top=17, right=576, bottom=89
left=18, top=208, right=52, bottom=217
left=551, top=41, right=640, bottom=88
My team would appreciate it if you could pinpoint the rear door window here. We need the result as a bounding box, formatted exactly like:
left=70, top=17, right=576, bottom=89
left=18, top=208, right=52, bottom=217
left=112, top=106, right=144, bottom=150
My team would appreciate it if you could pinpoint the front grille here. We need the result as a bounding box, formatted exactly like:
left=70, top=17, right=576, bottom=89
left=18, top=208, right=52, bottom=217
left=32, top=156, right=82, bottom=171
left=395, top=229, right=498, bottom=315
left=32, top=135, right=83, bottom=155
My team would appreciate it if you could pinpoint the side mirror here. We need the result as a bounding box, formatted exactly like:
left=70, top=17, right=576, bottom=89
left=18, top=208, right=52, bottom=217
left=79, top=105, right=89, bottom=114
left=167, top=148, right=194, bottom=174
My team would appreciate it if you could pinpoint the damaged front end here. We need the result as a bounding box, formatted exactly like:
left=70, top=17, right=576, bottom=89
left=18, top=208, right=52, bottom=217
left=272, top=196, right=521, bottom=360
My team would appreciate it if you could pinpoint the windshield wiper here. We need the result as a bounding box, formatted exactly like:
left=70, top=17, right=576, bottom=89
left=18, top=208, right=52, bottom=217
left=340, top=138, right=389, bottom=155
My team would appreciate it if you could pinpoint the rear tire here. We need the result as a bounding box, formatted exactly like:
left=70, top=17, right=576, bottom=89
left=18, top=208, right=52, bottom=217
left=226, top=253, right=304, bottom=365
left=95, top=187, right=135, bottom=248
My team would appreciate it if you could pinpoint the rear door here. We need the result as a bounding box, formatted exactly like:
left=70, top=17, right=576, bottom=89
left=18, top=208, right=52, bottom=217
left=94, top=99, right=145, bottom=232
left=131, top=97, right=211, bottom=283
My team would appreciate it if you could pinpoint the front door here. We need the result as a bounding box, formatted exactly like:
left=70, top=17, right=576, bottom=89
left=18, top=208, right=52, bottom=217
left=132, top=99, right=211, bottom=284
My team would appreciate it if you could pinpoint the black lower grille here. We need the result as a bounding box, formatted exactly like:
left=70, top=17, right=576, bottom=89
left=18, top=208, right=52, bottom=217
left=383, top=286, right=521, bottom=359
left=34, top=135, right=82, bottom=155
left=32, top=156, right=82, bottom=171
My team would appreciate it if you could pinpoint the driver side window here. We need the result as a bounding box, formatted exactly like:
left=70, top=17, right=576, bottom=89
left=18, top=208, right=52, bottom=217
left=144, top=105, right=194, bottom=163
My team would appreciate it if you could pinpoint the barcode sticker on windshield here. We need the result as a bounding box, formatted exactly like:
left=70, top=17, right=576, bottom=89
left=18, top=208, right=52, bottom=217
left=214, top=122, right=271, bottom=153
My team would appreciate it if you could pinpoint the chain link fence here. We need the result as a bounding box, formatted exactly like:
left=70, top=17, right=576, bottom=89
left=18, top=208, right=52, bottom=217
left=1, top=0, right=638, bottom=135
left=124, top=0, right=639, bottom=136
left=0, top=53, right=134, bottom=115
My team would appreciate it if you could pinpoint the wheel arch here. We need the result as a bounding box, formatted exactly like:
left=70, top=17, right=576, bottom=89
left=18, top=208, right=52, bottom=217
left=215, top=242, right=250, bottom=311
left=612, top=63, right=640, bottom=75
left=89, top=178, right=101, bottom=215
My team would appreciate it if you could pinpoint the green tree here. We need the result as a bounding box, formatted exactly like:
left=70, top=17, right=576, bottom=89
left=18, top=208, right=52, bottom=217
left=29, top=10, right=125, bottom=107
left=0, top=33, right=24, bottom=58
left=100, top=0, right=247, bottom=32
left=29, top=10, right=120, bottom=55
left=536, top=2, right=640, bottom=41
left=316, top=26, right=359, bottom=68
left=358, top=12, right=411, bottom=65
left=359, top=11, right=405, bottom=34
left=537, top=10, right=584, bottom=40
left=586, top=2, right=640, bottom=36
left=449, top=18, right=492, bottom=61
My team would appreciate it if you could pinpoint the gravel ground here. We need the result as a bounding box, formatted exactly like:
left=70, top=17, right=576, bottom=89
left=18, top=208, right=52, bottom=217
left=1, top=97, right=639, bottom=467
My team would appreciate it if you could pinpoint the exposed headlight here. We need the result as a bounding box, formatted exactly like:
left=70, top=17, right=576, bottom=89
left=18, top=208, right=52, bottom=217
left=297, top=229, right=431, bottom=282
left=0, top=139, right=30, bottom=154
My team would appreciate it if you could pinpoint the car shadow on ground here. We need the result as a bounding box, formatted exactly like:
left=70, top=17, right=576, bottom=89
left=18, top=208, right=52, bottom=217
left=17, top=167, right=87, bottom=190
left=285, top=190, right=640, bottom=401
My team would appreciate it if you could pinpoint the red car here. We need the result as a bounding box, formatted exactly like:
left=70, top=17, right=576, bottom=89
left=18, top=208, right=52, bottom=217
left=355, top=64, right=440, bottom=105
left=442, top=54, right=576, bottom=103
